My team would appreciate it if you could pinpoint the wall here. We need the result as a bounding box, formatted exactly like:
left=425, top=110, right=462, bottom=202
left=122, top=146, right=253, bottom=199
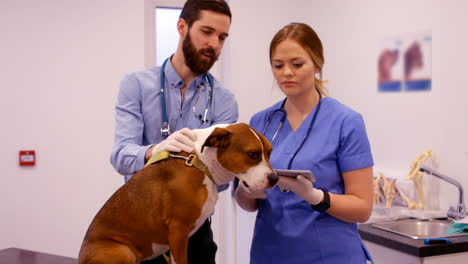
left=0, top=0, right=144, bottom=257
left=1, top=0, right=468, bottom=262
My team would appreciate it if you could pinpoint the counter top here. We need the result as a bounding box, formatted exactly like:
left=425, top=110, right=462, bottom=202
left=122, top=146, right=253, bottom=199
left=358, top=223, right=468, bottom=257
left=0, top=247, right=77, bottom=264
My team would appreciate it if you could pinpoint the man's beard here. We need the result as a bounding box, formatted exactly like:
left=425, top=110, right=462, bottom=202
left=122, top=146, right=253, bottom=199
left=182, top=32, right=219, bottom=75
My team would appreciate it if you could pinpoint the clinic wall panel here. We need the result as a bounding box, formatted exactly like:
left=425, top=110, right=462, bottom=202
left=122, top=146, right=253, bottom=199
left=0, top=0, right=143, bottom=257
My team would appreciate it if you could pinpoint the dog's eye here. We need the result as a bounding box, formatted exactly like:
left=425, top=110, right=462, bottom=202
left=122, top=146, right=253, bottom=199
left=247, top=151, right=261, bottom=160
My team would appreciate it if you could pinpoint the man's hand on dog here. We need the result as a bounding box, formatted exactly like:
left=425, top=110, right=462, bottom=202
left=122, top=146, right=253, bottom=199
left=147, top=128, right=198, bottom=160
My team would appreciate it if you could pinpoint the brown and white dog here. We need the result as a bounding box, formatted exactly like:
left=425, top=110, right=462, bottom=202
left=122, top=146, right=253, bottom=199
left=78, top=123, right=278, bottom=264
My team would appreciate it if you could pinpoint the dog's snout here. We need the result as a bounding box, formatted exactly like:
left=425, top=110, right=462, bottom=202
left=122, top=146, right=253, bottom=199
left=242, top=180, right=250, bottom=188
left=267, top=172, right=279, bottom=187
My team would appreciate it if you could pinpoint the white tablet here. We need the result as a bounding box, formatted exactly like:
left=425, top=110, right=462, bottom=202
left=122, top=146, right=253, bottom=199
left=274, top=169, right=316, bottom=182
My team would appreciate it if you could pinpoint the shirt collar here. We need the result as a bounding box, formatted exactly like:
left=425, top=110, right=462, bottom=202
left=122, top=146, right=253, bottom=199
left=164, top=58, right=208, bottom=90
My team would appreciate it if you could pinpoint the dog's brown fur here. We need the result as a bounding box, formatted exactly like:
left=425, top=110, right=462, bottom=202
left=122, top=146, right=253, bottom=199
left=79, top=159, right=207, bottom=263
left=78, top=123, right=277, bottom=264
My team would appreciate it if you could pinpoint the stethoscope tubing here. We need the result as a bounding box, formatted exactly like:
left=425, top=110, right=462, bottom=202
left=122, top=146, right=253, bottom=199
left=263, top=90, right=322, bottom=169
left=159, top=57, right=214, bottom=137
left=287, top=93, right=322, bottom=169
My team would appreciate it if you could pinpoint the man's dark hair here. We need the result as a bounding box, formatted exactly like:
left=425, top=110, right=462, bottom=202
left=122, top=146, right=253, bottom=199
left=180, top=0, right=232, bottom=28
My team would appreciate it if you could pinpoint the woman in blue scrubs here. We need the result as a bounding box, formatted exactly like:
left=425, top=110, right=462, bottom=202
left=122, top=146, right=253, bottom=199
left=235, top=23, right=374, bottom=264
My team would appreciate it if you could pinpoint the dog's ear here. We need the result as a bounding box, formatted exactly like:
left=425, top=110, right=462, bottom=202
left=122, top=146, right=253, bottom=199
left=250, top=127, right=273, bottom=156
left=201, top=127, right=232, bottom=153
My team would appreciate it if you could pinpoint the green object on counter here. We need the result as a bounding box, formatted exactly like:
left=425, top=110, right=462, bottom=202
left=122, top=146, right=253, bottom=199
left=424, top=238, right=451, bottom=244
left=445, top=223, right=468, bottom=235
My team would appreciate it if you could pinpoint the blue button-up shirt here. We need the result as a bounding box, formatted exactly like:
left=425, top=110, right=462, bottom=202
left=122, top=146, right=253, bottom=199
left=110, top=59, right=239, bottom=182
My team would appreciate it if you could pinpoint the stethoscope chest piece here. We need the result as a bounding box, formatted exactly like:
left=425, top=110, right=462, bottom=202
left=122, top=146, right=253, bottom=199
left=160, top=122, right=171, bottom=137
left=159, top=57, right=214, bottom=137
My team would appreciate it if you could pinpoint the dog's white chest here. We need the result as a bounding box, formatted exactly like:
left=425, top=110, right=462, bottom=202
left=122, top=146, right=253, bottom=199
left=148, top=177, right=217, bottom=260
left=191, top=177, right=218, bottom=235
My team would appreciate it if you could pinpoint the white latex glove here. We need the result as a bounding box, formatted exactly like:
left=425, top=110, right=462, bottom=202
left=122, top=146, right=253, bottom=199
left=152, top=128, right=197, bottom=155
left=237, top=180, right=268, bottom=200
left=277, top=175, right=324, bottom=205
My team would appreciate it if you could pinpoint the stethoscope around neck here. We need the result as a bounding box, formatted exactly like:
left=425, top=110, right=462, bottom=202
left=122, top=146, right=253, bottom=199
left=159, top=57, right=214, bottom=137
left=262, top=89, right=322, bottom=169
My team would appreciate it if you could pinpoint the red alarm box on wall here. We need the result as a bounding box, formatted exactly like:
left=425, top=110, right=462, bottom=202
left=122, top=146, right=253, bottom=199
left=19, top=150, right=36, bottom=166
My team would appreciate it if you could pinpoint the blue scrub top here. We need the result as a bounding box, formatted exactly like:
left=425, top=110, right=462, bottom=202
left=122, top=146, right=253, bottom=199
left=249, top=97, right=374, bottom=264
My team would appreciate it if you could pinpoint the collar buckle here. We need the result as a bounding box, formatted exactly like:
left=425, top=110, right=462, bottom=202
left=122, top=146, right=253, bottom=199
left=185, top=154, right=196, bottom=166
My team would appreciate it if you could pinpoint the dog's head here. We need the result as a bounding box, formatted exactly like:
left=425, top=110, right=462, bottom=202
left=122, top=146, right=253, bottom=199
left=194, top=123, right=278, bottom=190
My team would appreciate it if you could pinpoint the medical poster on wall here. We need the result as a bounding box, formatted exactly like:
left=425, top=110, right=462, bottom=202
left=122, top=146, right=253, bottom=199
left=377, top=32, right=432, bottom=92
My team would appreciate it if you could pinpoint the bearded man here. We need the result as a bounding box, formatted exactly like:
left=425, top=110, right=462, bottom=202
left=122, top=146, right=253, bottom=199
left=110, top=1, right=238, bottom=263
